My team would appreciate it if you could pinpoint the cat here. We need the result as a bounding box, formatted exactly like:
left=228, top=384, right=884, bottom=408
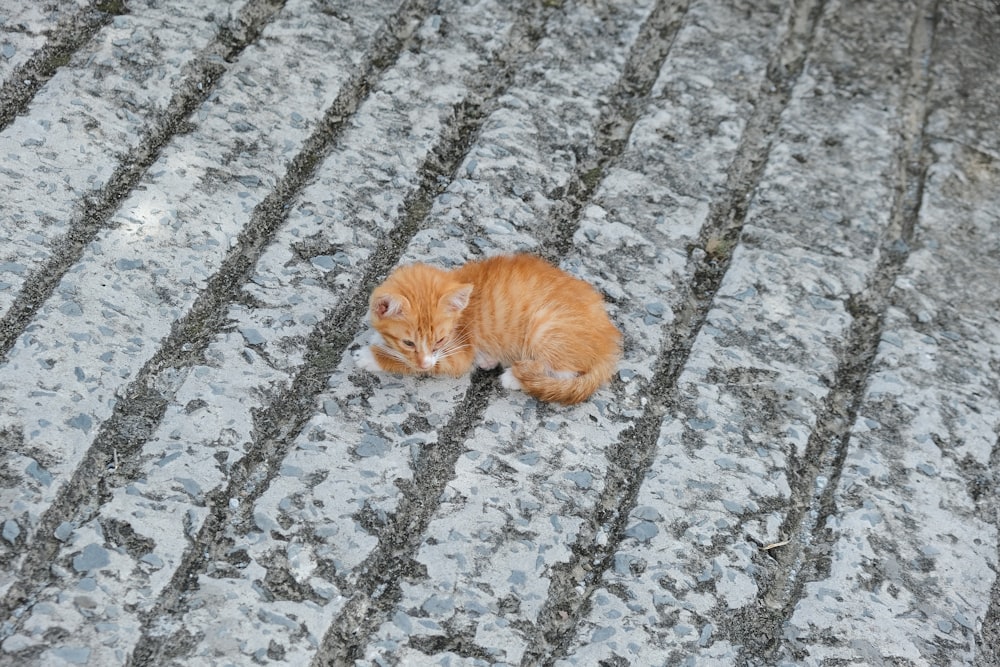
left=356, top=253, right=621, bottom=405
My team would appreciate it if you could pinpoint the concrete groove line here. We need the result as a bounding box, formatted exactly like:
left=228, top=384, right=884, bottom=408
left=0, top=0, right=288, bottom=362
left=517, top=0, right=828, bottom=662
left=687, top=0, right=825, bottom=284
left=737, top=0, right=942, bottom=662
left=0, top=1, right=118, bottom=132
left=537, top=0, right=689, bottom=263
left=120, top=2, right=562, bottom=664
left=0, top=0, right=425, bottom=642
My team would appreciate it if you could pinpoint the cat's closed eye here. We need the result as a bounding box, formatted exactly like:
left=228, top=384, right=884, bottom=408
left=402, top=339, right=415, bottom=348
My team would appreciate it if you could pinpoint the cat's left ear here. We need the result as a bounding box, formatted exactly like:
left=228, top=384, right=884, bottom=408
left=441, top=284, right=473, bottom=313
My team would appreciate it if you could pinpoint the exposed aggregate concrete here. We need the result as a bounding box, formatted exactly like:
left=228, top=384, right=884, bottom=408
left=0, top=1, right=997, bottom=666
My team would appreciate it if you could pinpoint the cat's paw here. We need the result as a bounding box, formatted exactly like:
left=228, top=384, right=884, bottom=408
left=474, top=351, right=498, bottom=370
left=355, top=346, right=381, bottom=373
left=500, top=368, right=522, bottom=391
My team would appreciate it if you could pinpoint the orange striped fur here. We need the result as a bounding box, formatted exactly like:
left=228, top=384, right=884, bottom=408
left=359, top=254, right=621, bottom=405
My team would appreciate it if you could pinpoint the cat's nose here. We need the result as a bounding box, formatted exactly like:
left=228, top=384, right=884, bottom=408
left=418, top=356, right=434, bottom=370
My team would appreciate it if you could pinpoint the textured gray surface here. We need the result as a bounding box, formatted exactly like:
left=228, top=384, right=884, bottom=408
left=0, top=0, right=997, bottom=665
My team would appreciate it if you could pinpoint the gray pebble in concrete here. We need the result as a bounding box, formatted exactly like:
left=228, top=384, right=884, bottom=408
left=71, top=544, right=110, bottom=573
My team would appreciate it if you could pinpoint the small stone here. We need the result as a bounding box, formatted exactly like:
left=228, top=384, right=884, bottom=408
left=26, top=460, right=52, bottom=486
left=674, top=624, right=694, bottom=637
left=115, top=258, right=145, bottom=270
left=240, top=327, right=266, bottom=346
left=2, top=519, right=20, bottom=544
left=72, top=544, right=111, bottom=573
left=699, top=623, right=714, bottom=647
left=355, top=434, right=389, bottom=458
left=141, top=553, right=164, bottom=568
left=60, top=301, right=83, bottom=316
left=421, top=594, right=454, bottom=615
left=953, top=612, right=975, bottom=630
left=393, top=611, right=413, bottom=634
left=624, top=519, right=658, bottom=542
left=563, top=471, right=593, bottom=489
left=591, top=626, right=614, bottom=642
left=66, top=414, right=93, bottom=433
left=54, top=522, right=75, bottom=542
left=687, top=417, right=716, bottom=431
left=632, top=506, right=663, bottom=521
left=722, top=499, right=744, bottom=515
left=49, top=647, right=90, bottom=665
left=257, top=609, right=298, bottom=630
left=714, top=457, right=739, bottom=470
left=861, top=511, right=882, bottom=526
left=311, top=255, right=337, bottom=271
left=176, top=477, right=202, bottom=497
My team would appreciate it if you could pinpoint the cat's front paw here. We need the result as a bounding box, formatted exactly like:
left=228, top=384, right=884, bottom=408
left=355, top=346, right=381, bottom=372
left=500, top=368, right=523, bottom=391
left=475, top=351, right=499, bottom=370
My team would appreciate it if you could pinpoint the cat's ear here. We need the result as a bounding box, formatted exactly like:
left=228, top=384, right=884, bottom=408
left=372, top=293, right=409, bottom=319
left=441, top=284, right=473, bottom=313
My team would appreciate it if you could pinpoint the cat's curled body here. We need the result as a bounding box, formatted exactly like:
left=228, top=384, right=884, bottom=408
left=357, top=253, right=621, bottom=405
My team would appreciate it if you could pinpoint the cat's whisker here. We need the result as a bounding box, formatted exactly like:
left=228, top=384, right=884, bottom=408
left=444, top=333, right=472, bottom=347
left=436, top=344, right=470, bottom=360
left=373, top=344, right=409, bottom=364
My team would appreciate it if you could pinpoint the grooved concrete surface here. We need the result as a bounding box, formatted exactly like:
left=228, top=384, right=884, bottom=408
left=0, top=0, right=998, bottom=665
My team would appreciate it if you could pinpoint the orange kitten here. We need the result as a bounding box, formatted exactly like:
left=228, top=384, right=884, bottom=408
left=356, top=253, right=621, bottom=405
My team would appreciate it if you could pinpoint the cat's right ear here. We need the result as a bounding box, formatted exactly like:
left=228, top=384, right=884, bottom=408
left=372, top=293, right=409, bottom=319
left=442, top=284, right=473, bottom=313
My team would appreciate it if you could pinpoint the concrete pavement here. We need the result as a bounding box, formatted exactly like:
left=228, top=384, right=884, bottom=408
left=0, top=0, right=997, bottom=665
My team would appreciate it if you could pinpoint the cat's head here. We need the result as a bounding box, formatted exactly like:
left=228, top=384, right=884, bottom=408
left=369, top=263, right=472, bottom=371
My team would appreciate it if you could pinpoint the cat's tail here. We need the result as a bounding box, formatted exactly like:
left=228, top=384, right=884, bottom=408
left=503, top=355, right=618, bottom=405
